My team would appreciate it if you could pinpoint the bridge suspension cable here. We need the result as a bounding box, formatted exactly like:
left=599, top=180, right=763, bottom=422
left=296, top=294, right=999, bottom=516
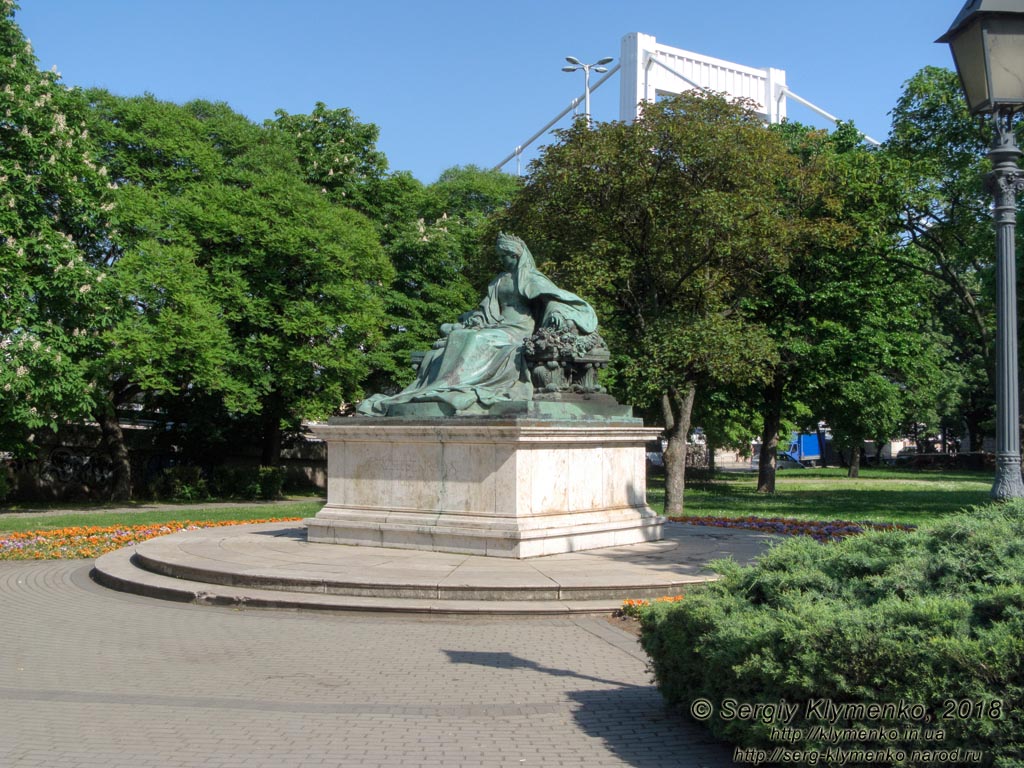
left=493, top=64, right=621, bottom=173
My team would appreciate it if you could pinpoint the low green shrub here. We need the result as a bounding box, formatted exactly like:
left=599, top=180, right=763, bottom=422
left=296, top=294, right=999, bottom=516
left=208, top=465, right=284, bottom=500
left=209, top=465, right=260, bottom=500
left=257, top=466, right=284, bottom=500
left=639, top=503, right=1024, bottom=766
left=151, top=465, right=209, bottom=502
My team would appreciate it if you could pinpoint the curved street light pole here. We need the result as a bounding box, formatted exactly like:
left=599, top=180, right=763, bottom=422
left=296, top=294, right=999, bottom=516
left=562, top=56, right=614, bottom=126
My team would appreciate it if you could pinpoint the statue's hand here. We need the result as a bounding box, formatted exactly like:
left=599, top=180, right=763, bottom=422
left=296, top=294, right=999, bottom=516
left=545, top=313, right=567, bottom=332
left=462, top=314, right=483, bottom=329
left=545, top=314, right=580, bottom=334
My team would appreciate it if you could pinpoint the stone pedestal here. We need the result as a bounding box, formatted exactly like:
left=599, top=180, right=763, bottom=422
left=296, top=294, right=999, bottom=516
left=305, top=418, right=665, bottom=558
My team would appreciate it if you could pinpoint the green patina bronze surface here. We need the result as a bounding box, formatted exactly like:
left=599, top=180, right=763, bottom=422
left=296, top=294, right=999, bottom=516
left=357, top=234, right=620, bottom=419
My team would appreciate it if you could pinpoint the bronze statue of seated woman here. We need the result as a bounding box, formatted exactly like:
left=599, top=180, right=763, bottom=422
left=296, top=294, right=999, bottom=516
left=357, top=233, right=609, bottom=418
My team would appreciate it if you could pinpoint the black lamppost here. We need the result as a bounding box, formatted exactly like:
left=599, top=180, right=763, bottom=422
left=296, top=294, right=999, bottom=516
left=939, top=0, right=1024, bottom=500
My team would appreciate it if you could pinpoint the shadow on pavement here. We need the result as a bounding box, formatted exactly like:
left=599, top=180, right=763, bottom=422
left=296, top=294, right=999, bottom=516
left=566, top=687, right=733, bottom=767
left=443, top=649, right=634, bottom=688
left=444, top=649, right=733, bottom=767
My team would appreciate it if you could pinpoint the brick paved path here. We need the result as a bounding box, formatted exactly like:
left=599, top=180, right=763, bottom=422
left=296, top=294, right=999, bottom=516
left=0, top=561, right=734, bottom=767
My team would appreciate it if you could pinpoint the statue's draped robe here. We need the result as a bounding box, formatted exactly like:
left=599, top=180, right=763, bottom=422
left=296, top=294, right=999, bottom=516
left=513, top=250, right=598, bottom=336
left=358, top=248, right=597, bottom=416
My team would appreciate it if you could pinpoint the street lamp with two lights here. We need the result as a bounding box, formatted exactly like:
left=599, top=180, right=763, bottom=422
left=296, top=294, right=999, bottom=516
left=562, top=56, right=614, bottom=125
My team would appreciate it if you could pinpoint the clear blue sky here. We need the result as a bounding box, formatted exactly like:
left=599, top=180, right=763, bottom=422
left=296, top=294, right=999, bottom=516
left=17, top=0, right=964, bottom=183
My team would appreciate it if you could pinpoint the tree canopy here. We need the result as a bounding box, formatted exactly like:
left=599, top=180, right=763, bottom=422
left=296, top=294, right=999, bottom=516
left=744, top=122, right=955, bottom=487
left=0, top=4, right=112, bottom=455
left=83, top=93, right=395, bottom=479
left=886, top=66, right=1005, bottom=452
left=499, top=93, right=801, bottom=513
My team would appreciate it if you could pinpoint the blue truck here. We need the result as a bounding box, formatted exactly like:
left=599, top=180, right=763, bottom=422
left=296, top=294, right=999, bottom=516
left=780, top=433, right=822, bottom=467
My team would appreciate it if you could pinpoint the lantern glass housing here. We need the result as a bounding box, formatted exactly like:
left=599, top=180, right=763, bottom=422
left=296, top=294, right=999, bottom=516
left=939, top=1, right=1024, bottom=114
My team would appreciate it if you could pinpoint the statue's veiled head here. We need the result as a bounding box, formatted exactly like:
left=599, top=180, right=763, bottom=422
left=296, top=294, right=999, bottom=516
left=496, top=232, right=526, bottom=272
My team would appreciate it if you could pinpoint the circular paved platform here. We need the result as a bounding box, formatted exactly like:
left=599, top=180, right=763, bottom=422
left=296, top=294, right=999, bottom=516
left=93, top=521, right=776, bottom=614
left=4, top=559, right=741, bottom=767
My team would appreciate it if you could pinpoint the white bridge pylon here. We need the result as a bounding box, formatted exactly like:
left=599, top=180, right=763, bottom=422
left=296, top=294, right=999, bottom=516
left=495, top=32, right=879, bottom=173
left=620, top=32, right=787, bottom=124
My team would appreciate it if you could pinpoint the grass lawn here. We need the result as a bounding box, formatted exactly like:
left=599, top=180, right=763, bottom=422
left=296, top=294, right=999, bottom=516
left=648, top=467, right=992, bottom=527
left=0, top=500, right=325, bottom=534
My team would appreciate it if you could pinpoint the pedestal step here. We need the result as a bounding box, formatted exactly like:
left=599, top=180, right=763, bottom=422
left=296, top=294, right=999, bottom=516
left=90, top=521, right=776, bottom=615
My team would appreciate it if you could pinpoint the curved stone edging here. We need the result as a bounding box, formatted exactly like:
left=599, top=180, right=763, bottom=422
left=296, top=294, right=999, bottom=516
left=90, top=521, right=776, bottom=615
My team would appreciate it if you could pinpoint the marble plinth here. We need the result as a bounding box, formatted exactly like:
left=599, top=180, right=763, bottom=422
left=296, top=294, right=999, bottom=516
left=305, top=418, right=665, bottom=558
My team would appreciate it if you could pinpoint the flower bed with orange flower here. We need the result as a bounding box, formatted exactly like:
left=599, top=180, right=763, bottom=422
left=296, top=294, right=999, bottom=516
left=621, top=595, right=684, bottom=618
left=0, top=518, right=302, bottom=560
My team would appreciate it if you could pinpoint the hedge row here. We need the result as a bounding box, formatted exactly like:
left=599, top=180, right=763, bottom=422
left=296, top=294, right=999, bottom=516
left=148, top=465, right=285, bottom=502
left=639, top=504, right=1024, bottom=766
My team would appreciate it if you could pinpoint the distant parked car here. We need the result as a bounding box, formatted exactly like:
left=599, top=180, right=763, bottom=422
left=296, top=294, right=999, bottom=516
left=751, top=453, right=803, bottom=470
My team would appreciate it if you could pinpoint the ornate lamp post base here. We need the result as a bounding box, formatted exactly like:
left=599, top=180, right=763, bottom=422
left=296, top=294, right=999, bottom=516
left=993, top=453, right=1024, bottom=500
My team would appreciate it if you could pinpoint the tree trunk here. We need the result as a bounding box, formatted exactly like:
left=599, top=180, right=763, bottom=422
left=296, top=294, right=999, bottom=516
left=757, top=377, right=784, bottom=493
left=875, top=439, right=888, bottom=466
left=816, top=426, right=828, bottom=467
left=261, top=391, right=284, bottom=467
left=848, top=442, right=862, bottom=478
left=662, top=383, right=696, bottom=517
left=959, top=419, right=972, bottom=453
left=97, top=398, right=132, bottom=502
left=964, top=409, right=986, bottom=455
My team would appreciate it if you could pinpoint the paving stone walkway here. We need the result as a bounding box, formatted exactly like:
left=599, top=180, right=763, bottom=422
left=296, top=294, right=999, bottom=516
left=0, top=560, right=736, bottom=767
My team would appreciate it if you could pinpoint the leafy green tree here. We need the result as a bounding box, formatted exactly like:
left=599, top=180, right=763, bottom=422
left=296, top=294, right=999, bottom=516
left=803, top=258, right=952, bottom=478
left=267, top=101, right=388, bottom=214
left=500, top=94, right=799, bottom=514
left=690, top=387, right=760, bottom=472
left=76, top=92, right=256, bottom=497
left=267, top=103, right=520, bottom=398
left=744, top=123, right=955, bottom=488
left=0, top=2, right=112, bottom=456
left=191, top=126, right=393, bottom=464
left=85, top=93, right=393, bottom=483
left=887, top=66, right=1003, bottom=452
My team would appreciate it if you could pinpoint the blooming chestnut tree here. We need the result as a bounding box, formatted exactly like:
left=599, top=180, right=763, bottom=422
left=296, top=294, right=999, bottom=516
left=0, top=1, right=113, bottom=454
